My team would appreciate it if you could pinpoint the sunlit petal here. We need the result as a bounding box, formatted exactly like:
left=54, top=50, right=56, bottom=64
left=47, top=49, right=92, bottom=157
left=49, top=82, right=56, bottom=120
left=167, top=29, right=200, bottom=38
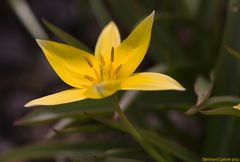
left=95, top=22, right=121, bottom=66
left=25, top=89, right=86, bottom=107
left=233, top=104, right=240, bottom=110
left=120, top=72, right=185, bottom=91
left=84, top=80, right=121, bottom=99
left=37, top=39, right=99, bottom=88
left=115, top=11, right=154, bottom=78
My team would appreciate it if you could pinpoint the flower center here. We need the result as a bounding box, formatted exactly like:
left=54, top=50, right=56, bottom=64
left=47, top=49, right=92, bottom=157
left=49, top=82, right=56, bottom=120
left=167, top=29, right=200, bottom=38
left=83, top=47, right=122, bottom=84
left=98, top=47, right=122, bottom=82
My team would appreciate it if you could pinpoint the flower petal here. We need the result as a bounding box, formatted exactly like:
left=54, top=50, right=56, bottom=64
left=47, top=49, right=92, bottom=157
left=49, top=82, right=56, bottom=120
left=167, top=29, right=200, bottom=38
left=95, top=22, right=121, bottom=65
left=120, top=72, right=185, bottom=91
left=84, top=80, right=121, bottom=99
left=24, top=89, right=86, bottom=107
left=233, top=104, right=240, bottom=110
left=115, top=11, right=154, bottom=78
left=37, top=39, right=99, bottom=88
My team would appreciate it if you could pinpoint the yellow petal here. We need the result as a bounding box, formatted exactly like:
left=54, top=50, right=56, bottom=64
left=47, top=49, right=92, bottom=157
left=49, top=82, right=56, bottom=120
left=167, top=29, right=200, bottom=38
left=115, top=11, right=154, bottom=78
left=37, top=39, right=99, bottom=88
left=24, top=89, right=86, bottom=107
left=84, top=80, right=121, bottom=99
left=233, top=104, right=240, bottom=110
left=95, top=22, right=121, bottom=66
left=120, top=72, right=185, bottom=91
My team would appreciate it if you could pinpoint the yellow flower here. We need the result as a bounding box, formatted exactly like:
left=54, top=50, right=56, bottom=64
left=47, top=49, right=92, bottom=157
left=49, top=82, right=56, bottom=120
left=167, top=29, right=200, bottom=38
left=25, top=11, right=185, bottom=107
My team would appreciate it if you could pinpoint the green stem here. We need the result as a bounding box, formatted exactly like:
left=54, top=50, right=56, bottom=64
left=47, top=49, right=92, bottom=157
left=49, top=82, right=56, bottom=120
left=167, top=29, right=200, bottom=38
left=112, top=96, right=166, bottom=162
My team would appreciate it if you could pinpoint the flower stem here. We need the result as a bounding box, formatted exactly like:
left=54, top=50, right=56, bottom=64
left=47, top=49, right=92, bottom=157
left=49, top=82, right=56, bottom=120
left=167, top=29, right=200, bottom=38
left=112, top=96, right=166, bottom=162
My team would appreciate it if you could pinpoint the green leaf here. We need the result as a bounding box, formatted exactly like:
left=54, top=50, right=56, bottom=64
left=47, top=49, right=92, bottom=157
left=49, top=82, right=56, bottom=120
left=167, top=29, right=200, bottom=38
left=185, top=75, right=214, bottom=115
left=204, top=0, right=240, bottom=155
left=0, top=141, right=129, bottom=161
left=87, top=115, right=200, bottom=162
left=101, top=157, right=145, bottom=162
left=194, top=75, right=213, bottom=106
left=16, top=98, right=113, bottom=126
left=182, top=0, right=200, bottom=18
left=45, top=118, right=74, bottom=139
left=89, top=0, right=111, bottom=27
left=225, top=45, right=240, bottom=60
left=62, top=148, right=144, bottom=162
left=43, top=19, right=91, bottom=52
left=138, top=129, right=200, bottom=162
left=204, top=96, right=240, bottom=109
left=106, top=0, right=144, bottom=28
left=200, top=107, right=240, bottom=117
left=55, top=124, right=111, bottom=135
left=8, top=0, right=48, bottom=39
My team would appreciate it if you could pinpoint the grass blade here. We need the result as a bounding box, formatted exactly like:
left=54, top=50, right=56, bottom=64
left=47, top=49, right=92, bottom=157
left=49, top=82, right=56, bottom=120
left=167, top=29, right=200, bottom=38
left=43, top=19, right=91, bottom=52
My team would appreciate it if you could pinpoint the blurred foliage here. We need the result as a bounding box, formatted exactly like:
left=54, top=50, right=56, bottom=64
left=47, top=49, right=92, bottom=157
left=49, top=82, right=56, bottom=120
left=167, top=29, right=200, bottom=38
left=1, top=0, right=240, bottom=161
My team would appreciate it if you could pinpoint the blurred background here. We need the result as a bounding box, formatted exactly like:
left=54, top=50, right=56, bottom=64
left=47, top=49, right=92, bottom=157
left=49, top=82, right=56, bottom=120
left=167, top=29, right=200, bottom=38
left=1, top=0, right=240, bottom=161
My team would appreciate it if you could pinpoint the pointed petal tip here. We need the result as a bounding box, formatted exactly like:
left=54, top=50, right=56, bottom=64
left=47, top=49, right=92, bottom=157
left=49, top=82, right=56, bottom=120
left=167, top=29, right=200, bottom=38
left=24, top=102, right=34, bottom=108
left=108, top=21, right=116, bottom=25
left=233, top=104, right=240, bottom=110
left=168, top=83, right=185, bottom=91
left=35, top=39, right=47, bottom=48
left=151, top=10, right=155, bottom=16
left=24, top=99, right=42, bottom=108
left=149, top=10, right=155, bottom=20
left=178, top=86, right=186, bottom=91
left=36, top=39, right=52, bottom=47
left=173, top=82, right=186, bottom=91
left=143, top=11, right=155, bottom=27
left=35, top=38, right=43, bottom=43
left=106, top=21, right=118, bottom=29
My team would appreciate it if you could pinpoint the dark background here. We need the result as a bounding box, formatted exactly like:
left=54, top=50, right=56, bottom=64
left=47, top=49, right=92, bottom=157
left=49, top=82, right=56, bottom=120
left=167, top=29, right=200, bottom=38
left=1, top=0, right=240, bottom=160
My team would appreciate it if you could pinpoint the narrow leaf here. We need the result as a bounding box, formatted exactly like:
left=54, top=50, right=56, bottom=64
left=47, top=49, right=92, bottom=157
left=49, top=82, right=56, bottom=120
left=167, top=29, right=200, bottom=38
left=200, top=106, right=240, bottom=117
left=194, top=75, right=213, bottom=106
left=139, top=129, right=200, bottom=162
left=43, top=19, right=91, bottom=52
left=16, top=98, right=113, bottom=126
left=89, top=0, right=111, bottom=27
left=0, top=141, right=128, bottom=161
left=102, top=157, right=145, bottom=162
left=88, top=115, right=200, bottom=162
left=8, top=0, right=48, bottom=39
left=204, top=96, right=240, bottom=108
left=186, top=74, right=213, bottom=115
left=225, top=45, right=240, bottom=60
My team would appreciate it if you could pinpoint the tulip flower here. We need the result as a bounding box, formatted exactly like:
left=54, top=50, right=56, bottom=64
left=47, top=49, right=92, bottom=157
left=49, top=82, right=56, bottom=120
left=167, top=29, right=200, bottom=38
left=25, top=11, right=185, bottom=107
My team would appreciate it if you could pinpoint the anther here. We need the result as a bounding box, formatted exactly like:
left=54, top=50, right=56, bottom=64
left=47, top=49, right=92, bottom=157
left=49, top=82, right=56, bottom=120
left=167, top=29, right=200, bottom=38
left=84, top=75, right=95, bottom=81
left=111, top=47, right=114, bottom=62
left=100, top=55, right=105, bottom=65
left=84, top=56, right=93, bottom=68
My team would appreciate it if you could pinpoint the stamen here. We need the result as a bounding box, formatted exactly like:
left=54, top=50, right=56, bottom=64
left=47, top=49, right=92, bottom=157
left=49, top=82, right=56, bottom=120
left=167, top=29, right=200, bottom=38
left=100, top=55, right=105, bottom=65
left=84, top=75, right=95, bottom=81
left=93, top=68, right=100, bottom=81
left=115, top=64, right=122, bottom=75
left=100, top=65, right=109, bottom=80
left=84, top=56, right=93, bottom=68
left=99, top=66, right=104, bottom=81
left=111, top=47, right=114, bottom=62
